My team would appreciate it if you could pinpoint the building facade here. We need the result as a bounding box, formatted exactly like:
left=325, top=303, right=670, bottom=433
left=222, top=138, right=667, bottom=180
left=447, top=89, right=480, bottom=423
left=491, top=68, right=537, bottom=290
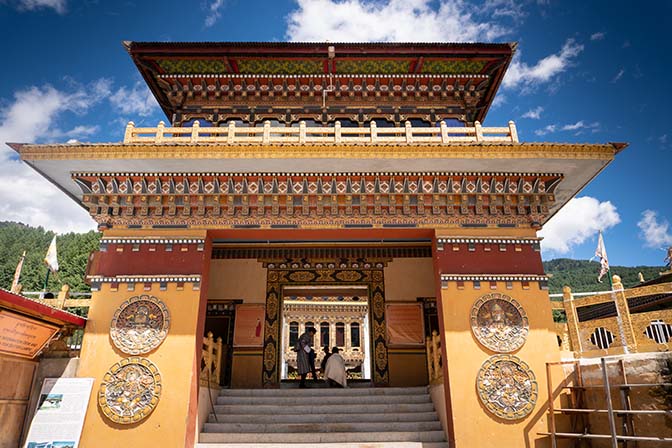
left=10, top=42, right=625, bottom=447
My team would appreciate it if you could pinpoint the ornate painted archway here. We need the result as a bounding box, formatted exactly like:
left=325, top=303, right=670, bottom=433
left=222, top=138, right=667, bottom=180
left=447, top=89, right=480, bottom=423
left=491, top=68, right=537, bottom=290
left=261, top=258, right=389, bottom=387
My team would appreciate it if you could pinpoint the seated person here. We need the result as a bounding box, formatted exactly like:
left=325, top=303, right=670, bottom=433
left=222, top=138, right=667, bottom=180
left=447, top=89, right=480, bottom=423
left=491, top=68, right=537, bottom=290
left=323, top=346, right=347, bottom=388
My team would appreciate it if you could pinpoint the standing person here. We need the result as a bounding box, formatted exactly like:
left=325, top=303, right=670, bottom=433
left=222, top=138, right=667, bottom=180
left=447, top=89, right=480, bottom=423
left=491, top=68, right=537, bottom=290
left=295, top=327, right=317, bottom=388
left=324, top=347, right=347, bottom=388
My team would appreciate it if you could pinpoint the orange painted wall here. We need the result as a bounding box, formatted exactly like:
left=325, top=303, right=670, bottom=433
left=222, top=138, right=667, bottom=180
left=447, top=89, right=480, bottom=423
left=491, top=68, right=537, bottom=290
left=439, top=280, right=557, bottom=447
left=75, top=229, right=211, bottom=448
left=76, top=281, right=205, bottom=448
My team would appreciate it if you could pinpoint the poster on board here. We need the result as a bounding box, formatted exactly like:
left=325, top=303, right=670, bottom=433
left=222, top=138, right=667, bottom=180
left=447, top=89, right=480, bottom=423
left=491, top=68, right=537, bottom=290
left=386, top=303, right=425, bottom=346
left=23, top=377, right=94, bottom=448
left=233, top=304, right=265, bottom=347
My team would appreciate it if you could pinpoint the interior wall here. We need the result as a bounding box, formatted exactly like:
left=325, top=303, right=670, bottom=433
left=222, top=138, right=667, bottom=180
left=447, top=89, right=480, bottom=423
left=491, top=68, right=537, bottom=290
left=384, top=257, right=435, bottom=301
left=208, top=259, right=267, bottom=303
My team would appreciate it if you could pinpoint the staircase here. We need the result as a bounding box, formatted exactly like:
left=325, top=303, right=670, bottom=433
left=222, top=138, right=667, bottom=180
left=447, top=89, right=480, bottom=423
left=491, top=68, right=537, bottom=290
left=197, top=386, right=448, bottom=447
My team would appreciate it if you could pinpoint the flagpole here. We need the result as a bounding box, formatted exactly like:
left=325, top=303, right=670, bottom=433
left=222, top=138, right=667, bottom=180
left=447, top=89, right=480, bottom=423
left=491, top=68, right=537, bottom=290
left=43, top=269, right=51, bottom=292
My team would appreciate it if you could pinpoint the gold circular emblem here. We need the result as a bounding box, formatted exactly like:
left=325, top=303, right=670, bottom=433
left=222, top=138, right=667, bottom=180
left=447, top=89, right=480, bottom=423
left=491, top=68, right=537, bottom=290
left=110, top=295, right=170, bottom=355
left=476, top=354, right=538, bottom=420
left=98, top=357, right=162, bottom=424
left=470, top=293, right=529, bottom=353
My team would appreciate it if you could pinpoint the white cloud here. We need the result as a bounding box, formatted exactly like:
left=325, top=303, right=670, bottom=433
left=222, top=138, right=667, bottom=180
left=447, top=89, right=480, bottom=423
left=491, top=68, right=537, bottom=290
left=535, top=120, right=599, bottom=136
left=611, top=68, right=625, bottom=83
left=521, top=106, right=543, bottom=119
left=502, top=39, right=584, bottom=91
left=11, top=0, right=66, bottom=13
left=204, top=0, right=225, bottom=27
left=0, top=83, right=107, bottom=234
left=285, top=0, right=509, bottom=42
left=637, top=210, right=672, bottom=249
left=490, top=93, right=506, bottom=109
left=539, top=196, right=620, bottom=254
left=590, top=32, right=605, bottom=41
left=109, top=82, right=159, bottom=117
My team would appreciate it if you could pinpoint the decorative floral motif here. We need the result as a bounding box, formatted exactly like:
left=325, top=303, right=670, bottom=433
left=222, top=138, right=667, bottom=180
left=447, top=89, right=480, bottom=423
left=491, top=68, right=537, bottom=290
left=476, top=354, right=538, bottom=420
left=471, top=293, right=528, bottom=353
left=98, top=357, right=162, bottom=424
left=110, top=295, right=170, bottom=355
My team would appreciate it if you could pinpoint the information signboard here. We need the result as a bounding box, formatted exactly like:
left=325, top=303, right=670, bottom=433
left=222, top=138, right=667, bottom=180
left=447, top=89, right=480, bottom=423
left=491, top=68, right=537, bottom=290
left=0, top=310, right=59, bottom=359
left=23, top=378, right=94, bottom=448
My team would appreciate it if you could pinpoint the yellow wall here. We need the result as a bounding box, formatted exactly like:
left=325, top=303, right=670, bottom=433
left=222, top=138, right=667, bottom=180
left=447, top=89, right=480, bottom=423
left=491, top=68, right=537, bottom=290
left=77, top=281, right=203, bottom=448
left=384, top=257, right=435, bottom=301
left=439, top=281, right=556, bottom=448
left=208, top=259, right=267, bottom=303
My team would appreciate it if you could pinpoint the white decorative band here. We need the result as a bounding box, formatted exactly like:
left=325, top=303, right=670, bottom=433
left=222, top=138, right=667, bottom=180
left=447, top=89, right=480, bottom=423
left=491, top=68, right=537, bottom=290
left=157, top=73, right=490, bottom=80
left=87, top=275, right=201, bottom=283
left=437, top=238, right=541, bottom=244
left=101, top=238, right=205, bottom=245
left=440, top=274, right=548, bottom=282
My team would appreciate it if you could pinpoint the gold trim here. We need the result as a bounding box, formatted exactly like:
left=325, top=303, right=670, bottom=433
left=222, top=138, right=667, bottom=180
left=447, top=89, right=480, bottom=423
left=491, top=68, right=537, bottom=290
left=17, top=143, right=617, bottom=162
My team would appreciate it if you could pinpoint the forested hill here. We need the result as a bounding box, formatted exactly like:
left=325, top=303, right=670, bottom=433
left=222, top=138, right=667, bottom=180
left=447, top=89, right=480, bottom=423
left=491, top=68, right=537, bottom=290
left=543, top=258, right=665, bottom=294
left=0, top=221, right=667, bottom=294
left=0, top=222, right=100, bottom=292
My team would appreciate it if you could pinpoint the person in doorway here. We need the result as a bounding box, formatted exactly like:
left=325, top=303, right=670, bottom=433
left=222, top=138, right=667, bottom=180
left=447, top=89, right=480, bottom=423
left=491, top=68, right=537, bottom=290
left=295, top=327, right=317, bottom=388
left=319, top=346, right=332, bottom=377
left=308, top=347, right=318, bottom=380
left=324, top=346, right=347, bottom=388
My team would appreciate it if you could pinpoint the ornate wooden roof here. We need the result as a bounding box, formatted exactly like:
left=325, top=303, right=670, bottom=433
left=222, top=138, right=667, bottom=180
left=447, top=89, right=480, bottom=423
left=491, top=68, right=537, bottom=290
left=125, top=41, right=516, bottom=125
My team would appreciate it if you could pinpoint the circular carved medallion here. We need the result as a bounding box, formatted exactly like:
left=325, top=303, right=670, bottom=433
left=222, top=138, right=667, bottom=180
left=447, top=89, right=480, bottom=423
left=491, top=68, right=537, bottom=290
left=98, top=357, right=162, bottom=424
left=471, top=293, right=529, bottom=353
left=476, top=354, right=538, bottom=420
left=110, top=295, right=170, bottom=355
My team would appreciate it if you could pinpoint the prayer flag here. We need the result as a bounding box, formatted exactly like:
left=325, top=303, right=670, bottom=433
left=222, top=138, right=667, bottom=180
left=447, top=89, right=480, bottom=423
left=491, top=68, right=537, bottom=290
left=44, top=236, right=59, bottom=273
left=11, top=251, right=26, bottom=292
left=593, top=231, right=609, bottom=283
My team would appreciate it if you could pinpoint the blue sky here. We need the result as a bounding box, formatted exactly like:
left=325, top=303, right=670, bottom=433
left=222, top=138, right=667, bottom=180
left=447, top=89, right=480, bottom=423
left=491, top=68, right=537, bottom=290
left=0, top=0, right=670, bottom=267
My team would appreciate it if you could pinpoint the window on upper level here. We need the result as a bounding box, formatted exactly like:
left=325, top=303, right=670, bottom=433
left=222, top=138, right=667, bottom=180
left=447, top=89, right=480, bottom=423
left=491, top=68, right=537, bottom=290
left=320, top=322, right=330, bottom=347
left=335, top=322, right=345, bottom=347
left=289, top=321, right=299, bottom=348
left=350, top=322, right=360, bottom=348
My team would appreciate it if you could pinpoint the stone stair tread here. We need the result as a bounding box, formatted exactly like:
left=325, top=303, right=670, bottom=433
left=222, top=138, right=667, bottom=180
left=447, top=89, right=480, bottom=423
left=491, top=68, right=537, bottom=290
left=208, top=411, right=440, bottom=424
left=216, top=395, right=431, bottom=405
left=219, top=386, right=429, bottom=397
left=212, top=403, right=436, bottom=414
left=196, top=443, right=449, bottom=448
left=199, top=431, right=447, bottom=444
left=203, top=421, right=442, bottom=433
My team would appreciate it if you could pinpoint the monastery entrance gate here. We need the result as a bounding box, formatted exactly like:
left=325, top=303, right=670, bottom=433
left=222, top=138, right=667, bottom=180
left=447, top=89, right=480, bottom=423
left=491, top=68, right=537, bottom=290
left=262, top=258, right=389, bottom=386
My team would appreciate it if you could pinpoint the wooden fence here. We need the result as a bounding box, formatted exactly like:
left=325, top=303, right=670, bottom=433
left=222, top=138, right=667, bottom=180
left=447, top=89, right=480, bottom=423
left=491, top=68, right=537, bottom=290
left=123, top=120, right=519, bottom=145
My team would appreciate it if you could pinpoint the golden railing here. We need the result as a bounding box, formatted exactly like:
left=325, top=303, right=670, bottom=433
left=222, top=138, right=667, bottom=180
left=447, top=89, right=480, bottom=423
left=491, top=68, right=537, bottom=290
left=426, top=330, right=443, bottom=384
left=22, top=285, right=92, bottom=310
left=200, top=332, right=223, bottom=387
left=123, top=120, right=519, bottom=145
left=562, top=276, right=672, bottom=357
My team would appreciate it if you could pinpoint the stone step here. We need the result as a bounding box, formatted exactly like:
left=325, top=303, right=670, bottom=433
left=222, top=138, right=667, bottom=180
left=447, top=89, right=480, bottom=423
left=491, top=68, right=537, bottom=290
left=213, top=402, right=436, bottom=415
left=215, top=394, right=430, bottom=406
left=202, top=420, right=443, bottom=434
left=219, top=386, right=428, bottom=397
left=196, top=443, right=449, bottom=448
left=208, top=411, right=439, bottom=424
left=199, top=431, right=447, bottom=444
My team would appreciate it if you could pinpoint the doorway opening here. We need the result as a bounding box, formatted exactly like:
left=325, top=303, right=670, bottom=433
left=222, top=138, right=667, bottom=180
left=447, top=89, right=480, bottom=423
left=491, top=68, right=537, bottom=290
left=279, top=285, right=372, bottom=382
